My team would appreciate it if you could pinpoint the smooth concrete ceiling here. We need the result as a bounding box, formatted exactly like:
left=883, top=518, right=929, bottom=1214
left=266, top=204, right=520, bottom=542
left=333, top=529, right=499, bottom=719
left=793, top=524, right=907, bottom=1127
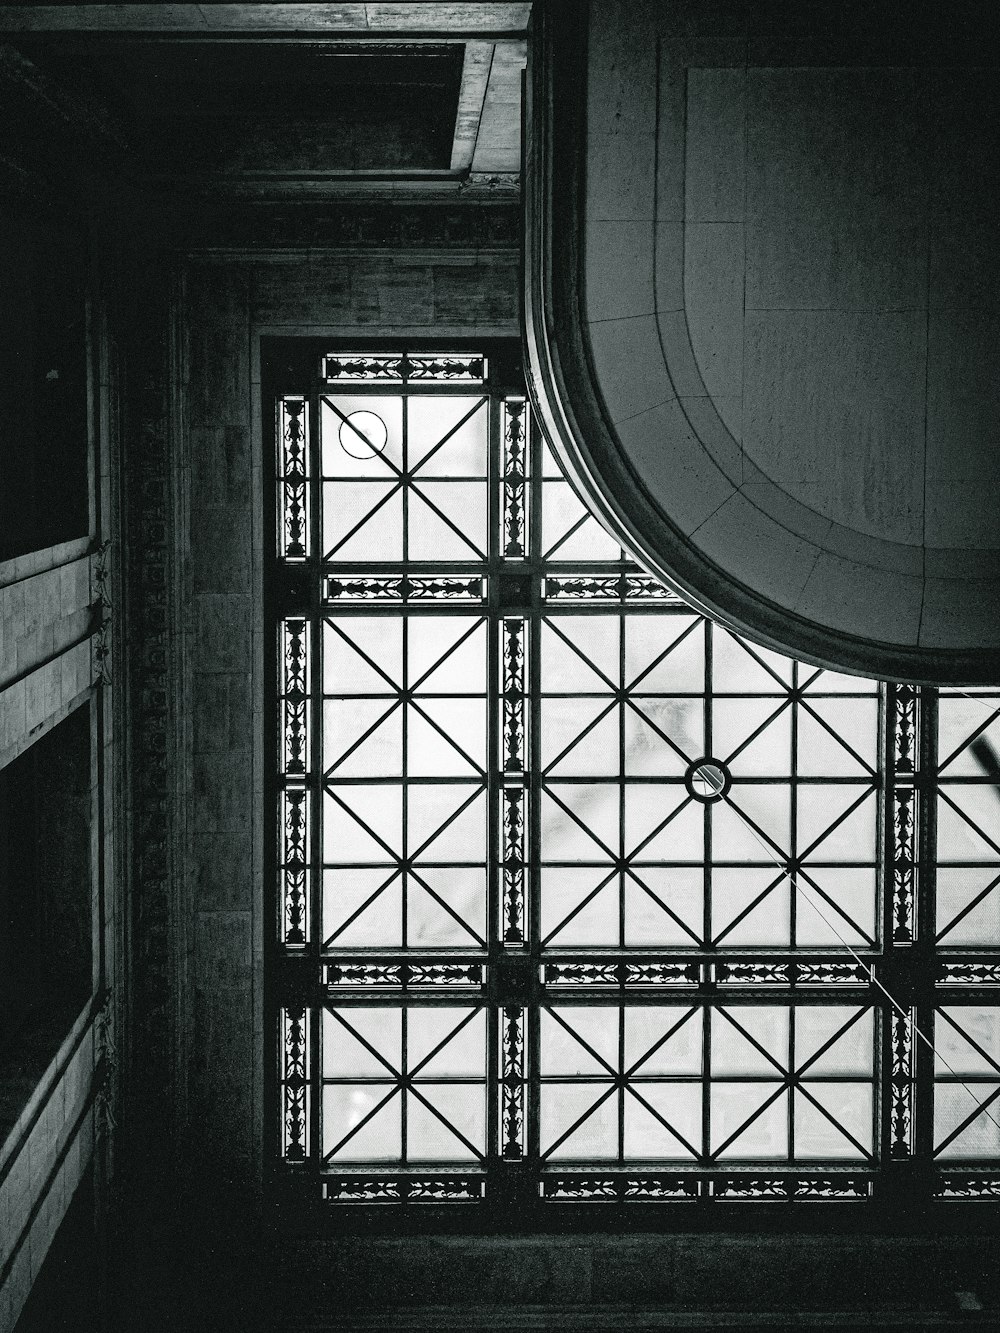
left=528, top=0, right=1000, bottom=682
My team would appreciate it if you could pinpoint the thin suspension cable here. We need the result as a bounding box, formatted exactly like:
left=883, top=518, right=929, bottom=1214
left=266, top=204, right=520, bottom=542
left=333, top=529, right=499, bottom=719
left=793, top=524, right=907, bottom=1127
left=956, top=690, right=1000, bottom=715
left=723, top=797, right=1000, bottom=1140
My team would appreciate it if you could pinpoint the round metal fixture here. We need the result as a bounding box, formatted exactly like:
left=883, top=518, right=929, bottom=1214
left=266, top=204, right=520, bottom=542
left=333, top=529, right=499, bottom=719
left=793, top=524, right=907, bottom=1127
left=685, top=758, right=730, bottom=803
left=340, top=409, right=388, bottom=459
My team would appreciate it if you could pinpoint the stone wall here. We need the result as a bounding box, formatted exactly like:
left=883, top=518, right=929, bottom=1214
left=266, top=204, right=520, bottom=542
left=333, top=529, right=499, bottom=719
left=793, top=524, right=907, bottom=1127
left=0, top=48, right=120, bottom=1333
left=169, top=243, right=519, bottom=1193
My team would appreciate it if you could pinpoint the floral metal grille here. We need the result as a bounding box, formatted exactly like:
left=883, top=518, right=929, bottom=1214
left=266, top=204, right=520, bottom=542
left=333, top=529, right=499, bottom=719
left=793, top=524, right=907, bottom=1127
left=269, top=346, right=1000, bottom=1213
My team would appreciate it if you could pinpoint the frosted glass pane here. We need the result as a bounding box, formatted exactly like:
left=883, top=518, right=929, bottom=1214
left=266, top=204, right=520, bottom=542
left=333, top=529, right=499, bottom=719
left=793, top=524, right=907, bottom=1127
left=542, top=699, right=619, bottom=776
left=322, top=395, right=403, bottom=477
left=324, top=785, right=402, bottom=862
left=409, top=482, right=487, bottom=559
left=712, top=1085, right=787, bottom=1158
left=715, top=698, right=792, bottom=777
left=626, top=616, right=704, bottom=692
left=938, top=695, right=1000, bottom=775
left=408, top=1086, right=484, bottom=1161
left=324, top=1086, right=401, bottom=1161
left=323, top=869, right=402, bottom=947
left=795, top=1084, right=872, bottom=1158
left=541, top=783, right=619, bottom=861
left=409, top=396, right=488, bottom=476
left=409, top=1008, right=485, bottom=1077
left=541, top=1007, right=618, bottom=1074
left=407, top=868, right=485, bottom=945
left=624, top=1085, right=700, bottom=1159
left=408, top=617, right=486, bottom=694
left=541, top=867, right=618, bottom=946
left=624, top=868, right=703, bottom=946
left=541, top=1084, right=617, bottom=1159
left=324, top=699, right=402, bottom=776
left=324, top=618, right=402, bottom=694
left=541, top=616, right=619, bottom=690
left=712, top=1007, right=789, bottom=1076
left=323, top=482, right=403, bottom=561
left=324, top=1007, right=400, bottom=1077
left=408, top=700, right=485, bottom=774
left=936, top=868, right=1000, bottom=945
left=796, top=1008, right=872, bottom=1077
left=625, top=1007, right=702, bottom=1076
left=408, top=784, right=486, bottom=860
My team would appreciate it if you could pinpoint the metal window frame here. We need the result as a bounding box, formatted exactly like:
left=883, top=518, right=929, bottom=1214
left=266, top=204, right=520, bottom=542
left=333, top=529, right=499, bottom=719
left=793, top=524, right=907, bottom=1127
left=264, top=338, right=1000, bottom=1231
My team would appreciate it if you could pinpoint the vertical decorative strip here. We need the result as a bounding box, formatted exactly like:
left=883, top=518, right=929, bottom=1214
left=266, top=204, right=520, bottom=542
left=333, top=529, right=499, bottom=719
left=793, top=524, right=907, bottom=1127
left=280, top=786, right=311, bottom=948
left=501, top=783, right=527, bottom=945
left=501, top=617, right=527, bottom=775
left=281, top=1007, right=311, bottom=1161
left=279, top=618, right=311, bottom=777
left=501, top=397, right=529, bottom=557
left=891, top=684, right=919, bottom=943
left=500, top=617, right=528, bottom=944
left=278, top=395, right=310, bottom=561
left=889, top=1007, right=914, bottom=1158
left=500, top=1007, right=526, bottom=1159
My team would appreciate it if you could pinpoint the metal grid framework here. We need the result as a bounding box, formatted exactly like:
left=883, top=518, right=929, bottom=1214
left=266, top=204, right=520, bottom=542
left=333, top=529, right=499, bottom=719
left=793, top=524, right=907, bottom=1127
left=269, top=346, right=1000, bottom=1212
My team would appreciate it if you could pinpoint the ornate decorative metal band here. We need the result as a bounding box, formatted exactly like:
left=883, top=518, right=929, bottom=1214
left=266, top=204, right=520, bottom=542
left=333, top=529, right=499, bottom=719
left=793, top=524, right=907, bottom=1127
left=278, top=396, right=310, bottom=561
left=500, top=615, right=528, bottom=946
left=894, top=683, right=918, bottom=775
left=542, top=960, right=873, bottom=989
left=281, top=1007, right=310, bottom=1162
left=542, top=961, right=700, bottom=987
left=324, top=574, right=487, bottom=603
left=500, top=1007, right=526, bottom=1160
left=710, top=1176, right=872, bottom=1201
left=321, top=353, right=402, bottom=383
left=501, top=783, right=527, bottom=945
left=717, top=961, right=871, bottom=986
left=937, top=962, right=1000, bottom=986
left=935, top=1175, right=1000, bottom=1199
left=323, top=961, right=485, bottom=989
left=502, top=397, right=529, bottom=557
left=542, top=1175, right=871, bottom=1202
left=543, top=575, right=682, bottom=602
left=541, top=959, right=874, bottom=991
left=890, top=684, right=919, bottom=944
left=889, top=1007, right=914, bottom=1158
left=321, top=352, right=486, bottom=385
left=280, top=787, right=311, bottom=948
left=501, top=618, right=527, bottom=773
left=542, top=1175, right=700, bottom=1201
left=323, top=1176, right=485, bottom=1203
left=279, top=618, right=310, bottom=777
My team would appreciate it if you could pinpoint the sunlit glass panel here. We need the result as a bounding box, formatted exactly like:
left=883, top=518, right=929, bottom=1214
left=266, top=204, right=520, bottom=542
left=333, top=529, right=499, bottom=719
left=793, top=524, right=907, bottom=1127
left=538, top=1004, right=875, bottom=1165
left=270, top=346, right=1000, bottom=1211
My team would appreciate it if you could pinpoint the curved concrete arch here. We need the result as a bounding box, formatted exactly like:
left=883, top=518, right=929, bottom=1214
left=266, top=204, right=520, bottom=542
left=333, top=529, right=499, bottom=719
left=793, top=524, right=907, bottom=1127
left=525, top=0, right=1000, bottom=684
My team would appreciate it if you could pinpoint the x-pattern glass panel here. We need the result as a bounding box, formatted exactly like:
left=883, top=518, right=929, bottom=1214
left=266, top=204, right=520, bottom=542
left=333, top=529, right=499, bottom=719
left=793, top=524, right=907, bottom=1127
left=539, top=615, right=879, bottom=951
left=320, top=394, right=489, bottom=562
left=538, top=1004, right=874, bottom=1164
left=322, top=1005, right=487, bottom=1164
left=322, top=613, right=487, bottom=950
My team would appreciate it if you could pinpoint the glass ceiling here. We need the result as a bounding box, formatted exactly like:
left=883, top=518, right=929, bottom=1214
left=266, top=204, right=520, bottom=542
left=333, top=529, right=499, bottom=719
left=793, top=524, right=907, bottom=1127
left=270, top=347, right=1000, bottom=1212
